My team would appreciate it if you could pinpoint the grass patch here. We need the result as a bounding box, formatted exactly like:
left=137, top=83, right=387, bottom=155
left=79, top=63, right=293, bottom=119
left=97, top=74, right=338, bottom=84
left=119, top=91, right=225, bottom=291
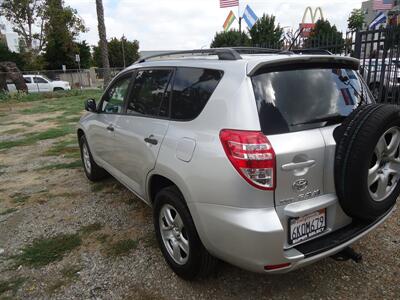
left=11, top=194, right=30, bottom=204
left=0, top=277, right=25, bottom=296
left=44, top=138, right=79, bottom=157
left=0, top=208, right=18, bottom=216
left=0, top=126, right=74, bottom=150
left=38, top=160, right=82, bottom=170
left=2, top=128, right=25, bottom=135
left=12, top=234, right=82, bottom=267
left=79, top=223, right=103, bottom=236
left=106, top=239, right=138, bottom=257
left=90, top=182, right=107, bottom=192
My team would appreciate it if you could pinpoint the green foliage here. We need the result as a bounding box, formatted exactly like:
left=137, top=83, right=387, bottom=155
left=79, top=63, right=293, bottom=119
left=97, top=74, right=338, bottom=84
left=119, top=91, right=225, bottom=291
left=43, top=0, right=87, bottom=69
left=76, top=40, right=92, bottom=69
left=348, top=9, right=365, bottom=31
left=0, top=208, right=18, bottom=215
left=0, top=44, right=25, bottom=69
left=248, top=14, right=284, bottom=48
left=0, top=0, right=45, bottom=51
left=12, top=234, right=82, bottom=267
left=210, top=29, right=251, bottom=48
left=304, top=19, right=345, bottom=54
left=93, top=37, right=140, bottom=67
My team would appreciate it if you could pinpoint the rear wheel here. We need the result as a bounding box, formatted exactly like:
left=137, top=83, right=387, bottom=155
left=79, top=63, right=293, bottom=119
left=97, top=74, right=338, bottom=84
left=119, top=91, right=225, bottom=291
left=79, top=135, right=108, bottom=181
left=153, top=186, right=217, bottom=280
left=53, top=87, right=64, bottom=91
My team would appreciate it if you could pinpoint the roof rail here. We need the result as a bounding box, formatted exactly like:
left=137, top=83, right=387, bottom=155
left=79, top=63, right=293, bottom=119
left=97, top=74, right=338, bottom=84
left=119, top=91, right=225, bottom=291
left=137, top=48, right=242, bottom=63
left=291, top=49, right=332, bottom=55
left=229, top=47, right=287, bottom=54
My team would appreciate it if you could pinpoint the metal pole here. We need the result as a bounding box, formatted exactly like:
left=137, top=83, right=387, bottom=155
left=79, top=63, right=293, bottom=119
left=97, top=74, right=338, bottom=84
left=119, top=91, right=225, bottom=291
left=78, top=60, right=82, bottom=90
left=121, top=35, right=126, bottom=68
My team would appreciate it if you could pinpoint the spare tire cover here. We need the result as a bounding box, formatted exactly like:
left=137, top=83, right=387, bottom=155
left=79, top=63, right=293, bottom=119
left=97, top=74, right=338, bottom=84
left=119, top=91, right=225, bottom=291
left=334, top=104, right=400, bottom=220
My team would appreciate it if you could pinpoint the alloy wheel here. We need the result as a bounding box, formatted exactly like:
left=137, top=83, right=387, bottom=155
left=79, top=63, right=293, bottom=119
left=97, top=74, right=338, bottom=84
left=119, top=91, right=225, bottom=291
left=368, top=126, right=400, bottom=202
left=159, top=204, right=189, bottom=265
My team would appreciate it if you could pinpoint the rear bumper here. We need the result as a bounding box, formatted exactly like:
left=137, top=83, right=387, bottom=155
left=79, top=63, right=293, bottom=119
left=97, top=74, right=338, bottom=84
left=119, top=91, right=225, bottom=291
left=189, top=201, right=394, bottom=274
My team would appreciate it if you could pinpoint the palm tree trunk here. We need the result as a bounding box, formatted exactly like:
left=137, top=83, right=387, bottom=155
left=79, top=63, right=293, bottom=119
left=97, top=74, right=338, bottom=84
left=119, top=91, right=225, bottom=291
left=95, top=0, right=111, bottom=88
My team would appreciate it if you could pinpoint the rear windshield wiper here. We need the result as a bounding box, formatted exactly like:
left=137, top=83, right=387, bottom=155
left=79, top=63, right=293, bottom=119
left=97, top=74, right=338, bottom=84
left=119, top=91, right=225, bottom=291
left=291, top=114, right=346, bottom=126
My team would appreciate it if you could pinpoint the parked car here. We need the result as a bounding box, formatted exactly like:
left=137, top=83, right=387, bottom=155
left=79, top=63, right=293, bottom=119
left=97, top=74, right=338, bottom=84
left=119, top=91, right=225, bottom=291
left=361, top=58, right=400, bottom=99
left=77, top=48, right=399, bottom=280
left=7, top=74, right=71, bottom=93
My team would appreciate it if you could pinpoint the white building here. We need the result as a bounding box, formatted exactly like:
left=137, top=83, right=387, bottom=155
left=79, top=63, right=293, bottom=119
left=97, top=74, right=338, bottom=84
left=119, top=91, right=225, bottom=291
left=0, top=0, right=20, bottom=52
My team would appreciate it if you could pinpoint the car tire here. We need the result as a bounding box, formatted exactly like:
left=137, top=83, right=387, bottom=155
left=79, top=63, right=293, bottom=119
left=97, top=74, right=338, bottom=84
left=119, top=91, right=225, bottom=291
left=334, top=104, right=400, bottom=220
left=79, top=135, right=108, bottom=181
left=153, top=186, right=217, bottom=280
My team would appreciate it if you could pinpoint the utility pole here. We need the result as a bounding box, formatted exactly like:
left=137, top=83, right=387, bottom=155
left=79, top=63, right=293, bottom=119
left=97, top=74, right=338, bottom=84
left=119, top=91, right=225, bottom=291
left=121, top=34, right=126, bottom=68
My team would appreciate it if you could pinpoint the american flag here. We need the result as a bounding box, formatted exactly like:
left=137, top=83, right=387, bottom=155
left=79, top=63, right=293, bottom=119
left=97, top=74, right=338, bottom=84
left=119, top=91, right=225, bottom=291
left=373, top=0, right=394, bottom=10
left=220, top=0, right=239, bottom=8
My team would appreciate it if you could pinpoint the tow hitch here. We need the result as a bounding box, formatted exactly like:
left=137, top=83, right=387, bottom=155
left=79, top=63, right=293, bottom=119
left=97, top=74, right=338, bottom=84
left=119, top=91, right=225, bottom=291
left=331, top=247, right=363, bottom=263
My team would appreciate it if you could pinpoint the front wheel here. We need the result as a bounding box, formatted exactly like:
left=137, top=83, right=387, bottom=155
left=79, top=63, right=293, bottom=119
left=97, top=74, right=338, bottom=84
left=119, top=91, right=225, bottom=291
left=79, top=135, right=108, bottom=181
left=153, top=186, right=217, bottom=280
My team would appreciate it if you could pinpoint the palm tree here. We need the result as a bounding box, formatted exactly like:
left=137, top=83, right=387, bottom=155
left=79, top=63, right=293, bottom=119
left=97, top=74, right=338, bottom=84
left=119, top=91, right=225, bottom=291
left=95, top=0, right=111, bottom=87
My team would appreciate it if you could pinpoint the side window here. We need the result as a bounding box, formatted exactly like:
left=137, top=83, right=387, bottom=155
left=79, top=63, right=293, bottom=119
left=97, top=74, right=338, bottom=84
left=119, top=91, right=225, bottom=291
left=171, top=68, right=223, bottom=120
left=126, top=69, right=173, bottom=117
left=33, top=77, right=48, bottom=83
left=101, top=76, right=131, bottom=114
left=24, top=77, right=32, bottom=83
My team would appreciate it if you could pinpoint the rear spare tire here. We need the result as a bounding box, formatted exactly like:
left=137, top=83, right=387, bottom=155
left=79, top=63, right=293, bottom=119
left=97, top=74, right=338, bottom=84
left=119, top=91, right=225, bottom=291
left=334, top=104, right=400, bottom=220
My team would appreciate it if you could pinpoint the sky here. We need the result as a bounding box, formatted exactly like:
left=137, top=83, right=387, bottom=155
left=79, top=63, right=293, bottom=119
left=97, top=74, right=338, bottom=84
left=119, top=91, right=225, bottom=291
left=65, top=0, right=367, bottom=50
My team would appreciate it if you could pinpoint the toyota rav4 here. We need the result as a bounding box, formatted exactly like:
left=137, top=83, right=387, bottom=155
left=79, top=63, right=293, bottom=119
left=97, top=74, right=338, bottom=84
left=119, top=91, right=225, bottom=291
left=77, top=48, right=399, bottom=280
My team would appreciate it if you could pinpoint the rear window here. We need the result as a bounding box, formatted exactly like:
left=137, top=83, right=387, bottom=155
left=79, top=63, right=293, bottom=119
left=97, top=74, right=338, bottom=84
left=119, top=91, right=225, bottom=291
left=171, top=67, right=223, bottom=121
left=251, top=68, right=373, bottom=135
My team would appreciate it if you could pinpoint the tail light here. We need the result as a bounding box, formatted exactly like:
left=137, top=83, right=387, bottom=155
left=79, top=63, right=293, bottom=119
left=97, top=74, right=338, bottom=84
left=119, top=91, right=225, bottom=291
left=219, top=129, right=275, bottom=190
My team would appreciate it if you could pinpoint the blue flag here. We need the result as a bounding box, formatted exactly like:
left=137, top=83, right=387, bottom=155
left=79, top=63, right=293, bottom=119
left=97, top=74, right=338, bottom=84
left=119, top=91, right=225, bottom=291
left=243, top=5, right=258, bottom=29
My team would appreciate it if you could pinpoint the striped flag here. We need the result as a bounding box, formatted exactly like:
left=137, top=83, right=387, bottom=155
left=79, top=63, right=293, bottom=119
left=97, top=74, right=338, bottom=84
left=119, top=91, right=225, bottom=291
left=373, top=0, right=394, bottom=10
left=369, top=12, right=387, bottom=29
left=220, top=0, right=239, bottom=8
left=223, top=11, right=236, bottom=31
left=242, top=5, right=258, bottom=29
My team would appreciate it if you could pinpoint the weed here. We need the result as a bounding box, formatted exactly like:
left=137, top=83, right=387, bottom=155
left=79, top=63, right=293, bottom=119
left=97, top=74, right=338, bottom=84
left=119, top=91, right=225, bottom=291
left=12, top=234, right=82, bottom=267
left=96, top=233, right=109, bottom=244
left=106, top=239, right=138, bottom=257
left=0, top=208, right=17, bottom=216
left=2, top=128, right=25, bottom=135
left=47, top=279, right=65, bottom=294
left=11, top=194, right=30, bottom=204
left=0, top=277, right=25, bottom=296
left=61, top=265, right=82, bottom=280
left=38, top=160, right=82, bottom=170
left=79, top=223, right=103, bottom=236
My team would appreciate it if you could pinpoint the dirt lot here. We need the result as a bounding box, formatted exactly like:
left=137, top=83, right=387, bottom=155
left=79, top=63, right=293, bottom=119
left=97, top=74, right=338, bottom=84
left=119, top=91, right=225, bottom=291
left=0, top=90, right=399, bottom=299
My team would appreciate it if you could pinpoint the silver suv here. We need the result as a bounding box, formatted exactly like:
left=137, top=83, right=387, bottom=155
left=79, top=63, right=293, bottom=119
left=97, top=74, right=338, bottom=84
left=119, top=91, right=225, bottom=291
left=78, top=48, right=399, bottom=280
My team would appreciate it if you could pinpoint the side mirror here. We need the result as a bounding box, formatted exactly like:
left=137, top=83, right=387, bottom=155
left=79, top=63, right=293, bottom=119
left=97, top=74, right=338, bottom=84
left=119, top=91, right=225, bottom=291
left=85, top=98, right=97, bottom=112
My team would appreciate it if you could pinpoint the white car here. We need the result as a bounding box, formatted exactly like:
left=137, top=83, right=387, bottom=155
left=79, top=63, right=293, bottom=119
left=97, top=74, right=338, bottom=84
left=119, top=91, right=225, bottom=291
left=7, top=75, right=71, bottom=93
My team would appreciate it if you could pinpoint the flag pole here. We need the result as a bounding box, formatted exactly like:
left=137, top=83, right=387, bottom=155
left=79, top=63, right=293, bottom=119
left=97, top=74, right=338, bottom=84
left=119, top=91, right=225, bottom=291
left=238, top=0, right=241, bottom=33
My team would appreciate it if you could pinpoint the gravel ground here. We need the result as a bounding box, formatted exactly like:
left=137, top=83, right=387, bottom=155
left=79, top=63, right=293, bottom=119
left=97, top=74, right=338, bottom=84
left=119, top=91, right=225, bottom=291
left=0, top=95, right=399, bottom=299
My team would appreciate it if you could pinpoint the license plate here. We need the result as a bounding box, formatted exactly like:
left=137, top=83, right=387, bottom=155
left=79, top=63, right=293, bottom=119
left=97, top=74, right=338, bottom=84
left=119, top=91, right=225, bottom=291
left=289, top=209, right=326, bottom=245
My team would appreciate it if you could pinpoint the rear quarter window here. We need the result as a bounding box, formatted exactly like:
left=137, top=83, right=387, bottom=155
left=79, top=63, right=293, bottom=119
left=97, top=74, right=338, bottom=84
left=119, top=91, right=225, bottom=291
left=171, top=67, right=223, bottom=121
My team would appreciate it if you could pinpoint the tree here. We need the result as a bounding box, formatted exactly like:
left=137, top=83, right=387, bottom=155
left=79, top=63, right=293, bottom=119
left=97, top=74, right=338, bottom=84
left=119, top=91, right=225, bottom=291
left=42, top=0, right=86, bottom=70
left=348, top=9, right=365, bottom=31
left=305, top=19, right=345, bottom=54
left=210, top=30, right=250, bottom=48
left=248, top=14, right=284, bottom=48
left=0, top=43, right=25, bottom=69
left=0, top=61, right=27, bottom=92
left=93, top=37, right=140, bottom=67
left=96, top=0, right=111, bottom=87
left=0, top=0, right=45, bottom=52
left=76, top=40, right=92, bottom=69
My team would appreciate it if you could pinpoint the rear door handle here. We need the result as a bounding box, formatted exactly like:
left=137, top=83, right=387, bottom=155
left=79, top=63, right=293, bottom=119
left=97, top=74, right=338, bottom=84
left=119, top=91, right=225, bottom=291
left=281, top=160, right=316, bottom=171
left=144, top=135, right=158, bottom=145
left=106, top=124, right=114, bottom=132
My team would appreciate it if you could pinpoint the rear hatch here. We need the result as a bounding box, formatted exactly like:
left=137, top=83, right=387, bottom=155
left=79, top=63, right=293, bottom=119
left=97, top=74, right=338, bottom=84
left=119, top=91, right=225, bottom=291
left=250, top=59, right=374, bottom=247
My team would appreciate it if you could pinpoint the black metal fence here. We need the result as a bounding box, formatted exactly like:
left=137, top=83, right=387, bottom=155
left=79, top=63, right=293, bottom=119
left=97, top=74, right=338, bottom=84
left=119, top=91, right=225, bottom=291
left=255, top=26, right=400, bottom=104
